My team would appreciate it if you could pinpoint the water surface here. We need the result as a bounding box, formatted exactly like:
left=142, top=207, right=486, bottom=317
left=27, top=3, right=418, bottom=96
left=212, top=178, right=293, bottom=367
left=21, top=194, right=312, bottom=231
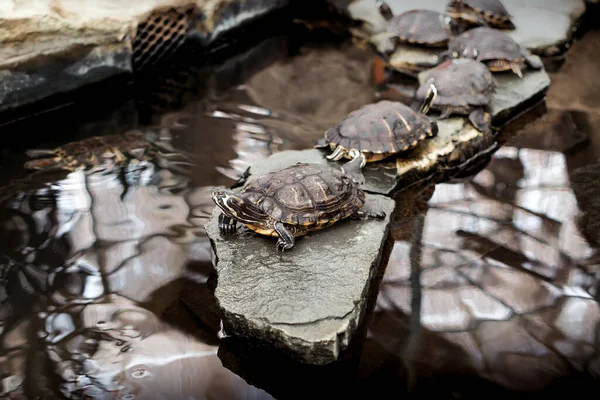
left=1, top=24, right=600, bottom=399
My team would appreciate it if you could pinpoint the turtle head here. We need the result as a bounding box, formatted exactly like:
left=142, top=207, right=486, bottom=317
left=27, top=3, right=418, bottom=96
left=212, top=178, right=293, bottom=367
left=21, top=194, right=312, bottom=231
left=376, top=0, right=394, bottom=21
left=418, top=81, right=438, bottom=114
left=211, top=187, right=266, bottom=225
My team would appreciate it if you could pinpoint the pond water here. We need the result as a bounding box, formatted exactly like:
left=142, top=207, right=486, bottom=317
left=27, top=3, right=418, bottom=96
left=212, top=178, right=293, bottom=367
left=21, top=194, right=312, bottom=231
left=0, top=21, right=600, bottom=399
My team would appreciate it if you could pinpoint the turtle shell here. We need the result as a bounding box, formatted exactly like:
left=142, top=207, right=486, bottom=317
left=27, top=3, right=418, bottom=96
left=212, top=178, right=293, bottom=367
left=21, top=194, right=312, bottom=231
left=447, top=27, right=525, bottom=63
left=242, top=163, right=365, bottom=227
left=388, top=9, right=453, bottom=47
left=24, top=131, right=155, bottom=171
left=326, top=100, right=438, bottom=156
left=464, top=0, right=511, bottom=19
left=414, top=59, right=497, bottom=110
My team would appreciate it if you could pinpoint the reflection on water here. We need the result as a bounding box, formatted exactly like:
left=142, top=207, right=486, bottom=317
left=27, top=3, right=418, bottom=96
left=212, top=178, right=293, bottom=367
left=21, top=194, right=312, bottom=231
left=1, top=24, right=600, bottom=399
left=366, top=146, right=600, bottom=394
left=0, top=145, right=269, bottom=397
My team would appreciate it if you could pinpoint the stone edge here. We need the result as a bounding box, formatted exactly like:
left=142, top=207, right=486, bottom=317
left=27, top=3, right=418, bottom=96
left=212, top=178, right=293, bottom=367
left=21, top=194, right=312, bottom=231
left=207, top=194, right=396, bottom=365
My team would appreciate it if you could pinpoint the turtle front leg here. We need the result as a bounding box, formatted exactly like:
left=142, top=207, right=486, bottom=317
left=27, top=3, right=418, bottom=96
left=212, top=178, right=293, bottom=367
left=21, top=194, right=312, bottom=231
left=341, top=150, right=366, bottom=185
left=326, top=145, right=347, bottom=161
left=274, top=221, right=295, bottom=252
left=510, top=63, right=523, bottom=78
left=218, top=213, right=238, bottom=235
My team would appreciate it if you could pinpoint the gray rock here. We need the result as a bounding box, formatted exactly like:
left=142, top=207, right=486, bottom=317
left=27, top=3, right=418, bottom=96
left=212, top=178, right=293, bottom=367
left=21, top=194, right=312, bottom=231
left=350, top=0, right=586, bottom=57
left=0, top=44, right=132, bottom=113
left=207, top=181, right=395, bottom=365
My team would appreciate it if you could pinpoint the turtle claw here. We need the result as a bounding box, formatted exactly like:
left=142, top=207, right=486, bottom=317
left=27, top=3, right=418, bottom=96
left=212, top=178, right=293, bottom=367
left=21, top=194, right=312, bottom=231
left=276, top=239, right=293, bottom=252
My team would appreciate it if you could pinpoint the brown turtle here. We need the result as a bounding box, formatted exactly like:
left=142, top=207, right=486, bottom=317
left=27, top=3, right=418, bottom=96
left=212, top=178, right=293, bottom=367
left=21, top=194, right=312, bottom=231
left=412, top=59, right=497, bottom=133
left=211, top=163, right=385, bottom=251
left=447, top=0, right=515, bottom=30
left=24, top=130, right=189, bottom=171
left=440, top=27, right=542, bottom=78
left=315, top=98, right=438, bottom=181
left=377, top=1, right=455, bottom=47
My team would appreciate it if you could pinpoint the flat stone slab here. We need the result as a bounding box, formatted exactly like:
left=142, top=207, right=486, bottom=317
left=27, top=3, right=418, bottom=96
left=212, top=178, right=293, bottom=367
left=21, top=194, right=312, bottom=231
left=348, top=0, right=586, bottom=58
left=207, top=171, right=395, bottom=365
left=0, top=0, right=287, bottom=112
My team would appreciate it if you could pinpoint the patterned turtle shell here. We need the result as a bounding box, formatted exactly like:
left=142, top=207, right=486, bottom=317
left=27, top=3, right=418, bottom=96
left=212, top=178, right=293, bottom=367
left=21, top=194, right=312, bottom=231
left=388, top=9, right=454, bottom=47
left=243, top=163, right=365, bottom=228
left=324, top=100, right=438, bottom=163
left=24, top=130, right=180, bottom=171
left=447, top=0, right=515, bottom=30
left=414, top=59, right=497, bottom=112
left=444, top=27, right=542, bottom=77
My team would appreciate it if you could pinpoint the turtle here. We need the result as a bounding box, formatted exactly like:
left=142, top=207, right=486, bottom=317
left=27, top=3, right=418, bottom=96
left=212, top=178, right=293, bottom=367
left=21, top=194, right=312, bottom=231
left=412, top=58, right=497, bottom=133
left=447, top=0, right=516, bottom=30
left=440, top=27, right=543, bottom=78
left=211, top=162, right=385, bottom=251
left=377, top=1, right=455, bottom=48
left=24, top=130, right=191, bottom=172
left=314, top=98, right=439, bottom=181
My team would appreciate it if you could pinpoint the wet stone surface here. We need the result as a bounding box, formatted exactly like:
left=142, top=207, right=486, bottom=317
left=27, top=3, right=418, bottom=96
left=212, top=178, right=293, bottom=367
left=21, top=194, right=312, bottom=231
left=348, top=0, right=587, bottom=57
left=206, top=165, right=395, bottom=365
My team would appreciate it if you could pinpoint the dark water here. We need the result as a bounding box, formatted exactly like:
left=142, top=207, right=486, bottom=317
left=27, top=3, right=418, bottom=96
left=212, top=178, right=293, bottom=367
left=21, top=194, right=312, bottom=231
left=1, top=22, right=600, bottom=399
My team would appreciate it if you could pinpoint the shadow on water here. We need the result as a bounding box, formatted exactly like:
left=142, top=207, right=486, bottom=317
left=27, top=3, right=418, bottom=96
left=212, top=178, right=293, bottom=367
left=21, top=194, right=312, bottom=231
left=0, top=13, right=600, bottom=400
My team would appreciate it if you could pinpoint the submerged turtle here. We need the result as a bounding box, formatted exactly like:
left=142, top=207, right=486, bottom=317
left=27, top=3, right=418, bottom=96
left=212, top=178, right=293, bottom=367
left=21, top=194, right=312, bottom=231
left=412, top=59, right=497, bottom=133
left=377, top=1, right=454, bottom=47
left=447, top=0, right=515, bottom=30
left=315, top=98, right=438, bottom=178
left=441, top=27, right=542, bottom=78
left=211, top=163, right=385, bottom=251
left=24, top=130, right=189, bottom=171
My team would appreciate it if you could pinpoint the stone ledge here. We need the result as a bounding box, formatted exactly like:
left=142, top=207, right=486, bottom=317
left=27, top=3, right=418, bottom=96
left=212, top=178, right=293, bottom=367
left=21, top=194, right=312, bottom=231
left=0, top=0, right=288, bottom=112
left=207, top=184, right=395, bottom=365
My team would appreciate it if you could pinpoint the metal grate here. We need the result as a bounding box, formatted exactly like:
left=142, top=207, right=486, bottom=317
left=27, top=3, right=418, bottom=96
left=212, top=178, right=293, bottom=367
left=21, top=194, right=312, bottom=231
left=132, top=7, right=191, bottom=72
